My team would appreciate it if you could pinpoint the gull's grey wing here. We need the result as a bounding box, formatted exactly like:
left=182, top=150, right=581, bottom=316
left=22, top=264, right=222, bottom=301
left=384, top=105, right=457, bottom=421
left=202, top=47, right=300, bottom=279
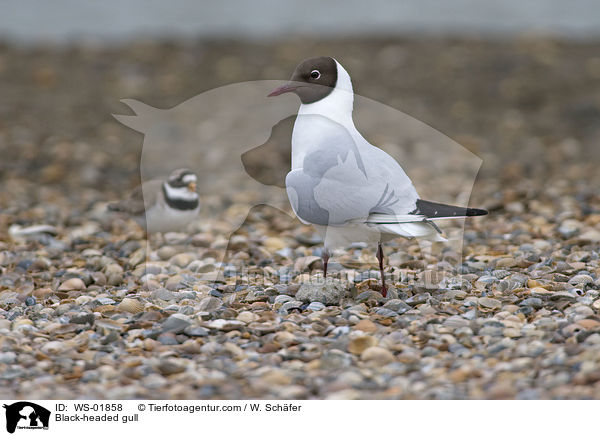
left=285, top=169, right=329, bottom=225
left=357, top=143, right=420, bottom=216
left=286, top=116, right=418, bottom=226
left=310, top=149, right=375, bottom=225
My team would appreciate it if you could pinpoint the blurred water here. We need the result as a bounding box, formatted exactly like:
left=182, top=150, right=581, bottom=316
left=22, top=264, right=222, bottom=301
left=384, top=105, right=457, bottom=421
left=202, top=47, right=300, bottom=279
left=2, top=0, right=600, bottom=44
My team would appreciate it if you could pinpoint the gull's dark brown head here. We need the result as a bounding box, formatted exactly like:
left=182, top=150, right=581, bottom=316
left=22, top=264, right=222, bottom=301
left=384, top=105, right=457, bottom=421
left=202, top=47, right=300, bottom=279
left=268, top=56, right=338, bottom=104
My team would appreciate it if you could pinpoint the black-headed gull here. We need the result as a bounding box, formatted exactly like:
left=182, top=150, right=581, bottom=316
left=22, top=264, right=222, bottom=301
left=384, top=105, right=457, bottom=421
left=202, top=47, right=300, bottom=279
left=268, top=57, right=488, bottom=296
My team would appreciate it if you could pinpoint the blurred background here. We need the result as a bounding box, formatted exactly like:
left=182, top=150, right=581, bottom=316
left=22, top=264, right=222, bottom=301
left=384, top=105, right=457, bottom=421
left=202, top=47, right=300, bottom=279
left=1, top=0, right=599, bottom=219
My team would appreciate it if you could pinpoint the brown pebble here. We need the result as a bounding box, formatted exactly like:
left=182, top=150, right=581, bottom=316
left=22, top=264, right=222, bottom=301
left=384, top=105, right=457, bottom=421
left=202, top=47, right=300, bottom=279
left=348, top=336, right=377, bottom=355
left=258, top=342, right=281, bottom=353
left=576, top=319, right=600, bottom=330
left=354, top=319, right=378, bottom=333
left=360, top=346, right=394, bottom=365
left=58, top=278, right=86, bottom=291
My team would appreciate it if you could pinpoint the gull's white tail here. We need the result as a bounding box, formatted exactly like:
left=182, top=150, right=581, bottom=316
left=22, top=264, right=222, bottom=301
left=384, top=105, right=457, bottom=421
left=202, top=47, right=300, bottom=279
left=365, top=213, right=447, bottom=241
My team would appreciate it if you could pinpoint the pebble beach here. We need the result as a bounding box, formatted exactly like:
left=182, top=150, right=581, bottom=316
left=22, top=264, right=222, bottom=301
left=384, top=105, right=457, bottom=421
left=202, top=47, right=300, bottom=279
left=1, top=37, right=600, bottom=399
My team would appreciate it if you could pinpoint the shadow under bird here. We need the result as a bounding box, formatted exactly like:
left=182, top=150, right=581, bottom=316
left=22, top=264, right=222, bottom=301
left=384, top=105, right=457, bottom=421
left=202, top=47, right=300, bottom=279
left=269, top=56, right=488, bottom=296
left=108, top=168, right=200, bottom=234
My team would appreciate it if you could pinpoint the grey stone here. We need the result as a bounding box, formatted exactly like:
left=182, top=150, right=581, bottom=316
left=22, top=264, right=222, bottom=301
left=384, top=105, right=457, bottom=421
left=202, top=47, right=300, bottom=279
left=295, top=279, right=347, bottom=305
left=383, top=299, right=411, bottom=314
left=198, top=296, right=222, bottom=312
left=307, top=302, right=326, bottom=311
left=375, top=308, right=398, bottom=317
left=0, top=352, right=17, bottom=364
left=151, top=288, right=177, bottom=301
left=161, top=314, right=192, bottom=334
left=95, top=297, right=116, bottom=305
left=406, top=293, right=430, bottom=306
left=281, top=300, right=303, bottom=312
left=274, top=295, right=294, bottom=305
left=320, top=350, right=352, bottom=370
left=70, top=312, right=95, bottom=325
left=183, top=326, right=209, bottom=337
left=521, top=297, right=543, bottom=309
left=356, top=291, right=384, bottom=303
left=157, top=333, right=179, bottom=345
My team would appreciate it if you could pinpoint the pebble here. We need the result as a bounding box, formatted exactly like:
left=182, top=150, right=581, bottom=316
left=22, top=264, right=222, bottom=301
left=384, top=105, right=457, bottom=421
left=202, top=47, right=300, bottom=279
left=70, top=313, right=95, bottom=325
left=281, top=300, right=303, bottom=312
left=274, top=295, right=293, bottom=304
left=236, top=311, right=259, bottom=323
left=354, top=320, right=377, bottom=333
left=569, top=275, right=594, bottom=286
left=405, top=293, right=430, bottom=306
left=224, top=342, right=245, bottom=360
left=360, top=347, right=394, bottom=365
left=151, top=288, right=177, bottom=301
left=383, top=299, right=411, bottom=314
left=558, top=220, right=581, bottom=238
left=165, top=275, right=185, bottom=291
left=375, top=308, right=398, bottom=317
left=348, top=336, right=377, bottom=354
left=295, top=279, right=347, bottom=305
left=170, top=253, right=195, bottom=268
left=157, top=333, right=179, bottom=345
left=183, top=326, right=209, bottom=337
left=41, top=341, right=66, bottom=355
left=156, top=359, right=186, bottom=376
left=521, top=297, right=543, bottom=309
left=306, top=302, right=326, bottom=311
left=198, top=296, right=222, bottom=312
left=161, top=314, right=192, bottom=334
left=478, top=297, right=502, bottom=309
left=356, top=290, right=384, bottom=302
left=320, top=350, right=352, bottom=370
left=273, top=331, right=296, bottom=346
left=206, top=319, right=245, bottom=331
left=58, top=278, right=86, bottom=291
left=496, top=258, right=517, bottom=268
left=0, top=352, right=17, bottom=364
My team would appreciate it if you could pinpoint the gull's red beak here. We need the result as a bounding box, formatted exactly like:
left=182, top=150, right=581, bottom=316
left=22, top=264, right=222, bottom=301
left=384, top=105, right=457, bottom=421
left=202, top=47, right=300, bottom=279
left=268, top=83, right=299, bottom=97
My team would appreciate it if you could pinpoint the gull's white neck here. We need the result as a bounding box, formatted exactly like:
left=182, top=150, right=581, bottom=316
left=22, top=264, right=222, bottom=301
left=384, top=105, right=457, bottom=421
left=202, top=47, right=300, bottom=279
left=297, top=60, right=355, bottom=127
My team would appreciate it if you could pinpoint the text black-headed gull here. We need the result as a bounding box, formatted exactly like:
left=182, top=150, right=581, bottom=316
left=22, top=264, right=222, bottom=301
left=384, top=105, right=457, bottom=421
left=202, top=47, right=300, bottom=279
left=268, top=57, right=487, bottom=296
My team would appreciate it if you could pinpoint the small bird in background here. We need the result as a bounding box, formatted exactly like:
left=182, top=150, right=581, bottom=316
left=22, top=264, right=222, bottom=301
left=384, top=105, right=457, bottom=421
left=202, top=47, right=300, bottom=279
left=108, top=168, right=200, bottom=234
left=269, top=57, right=488, bottom=296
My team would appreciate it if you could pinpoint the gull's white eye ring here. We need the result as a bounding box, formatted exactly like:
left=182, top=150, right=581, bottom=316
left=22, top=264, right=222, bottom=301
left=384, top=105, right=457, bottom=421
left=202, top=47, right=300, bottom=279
left=310, top=70, right=321, bottom=79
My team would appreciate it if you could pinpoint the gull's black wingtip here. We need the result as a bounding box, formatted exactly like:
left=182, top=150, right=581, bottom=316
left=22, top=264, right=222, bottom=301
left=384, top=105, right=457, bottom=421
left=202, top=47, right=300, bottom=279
left=414, top=199, right=489, bottom=219
left=466, top=207, right=488, bottom=217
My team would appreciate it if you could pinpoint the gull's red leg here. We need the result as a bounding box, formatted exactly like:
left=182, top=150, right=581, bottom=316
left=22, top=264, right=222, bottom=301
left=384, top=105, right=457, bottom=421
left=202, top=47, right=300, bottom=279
left=376, top=242, right=387, bottom=297
left=322, top=250, right=330, bottom=278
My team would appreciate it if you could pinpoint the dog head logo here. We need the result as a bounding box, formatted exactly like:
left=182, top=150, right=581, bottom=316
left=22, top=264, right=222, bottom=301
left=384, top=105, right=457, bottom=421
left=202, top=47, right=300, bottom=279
left=3, top=402, right=50, bottom=433
left=113, top=80, right=482, bottom=284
